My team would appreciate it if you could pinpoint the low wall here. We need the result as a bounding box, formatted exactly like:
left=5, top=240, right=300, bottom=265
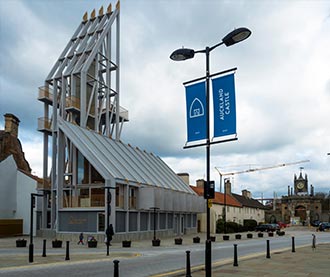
left=37, top=227, right=197, bottom=243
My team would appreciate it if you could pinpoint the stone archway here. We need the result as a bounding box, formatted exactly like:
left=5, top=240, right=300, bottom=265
left=295, top=205, right=307, bottom=221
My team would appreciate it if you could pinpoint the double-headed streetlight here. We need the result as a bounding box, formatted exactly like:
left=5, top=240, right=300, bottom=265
left=170, top=27, right=251, bottom=276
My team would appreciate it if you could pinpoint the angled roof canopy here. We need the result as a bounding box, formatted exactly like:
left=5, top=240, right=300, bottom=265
left=58, top=118, right=195, bottom=194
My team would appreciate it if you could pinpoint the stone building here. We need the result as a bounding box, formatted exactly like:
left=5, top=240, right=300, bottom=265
left=266, top=171, right=325, bottom=225
left=0, top=113, right=31, bottom=172
left=0, top=114, right=40, bottom=235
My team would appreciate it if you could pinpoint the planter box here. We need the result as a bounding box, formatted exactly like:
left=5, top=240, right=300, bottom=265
left=88, top=241, right=98, bottom=248
left=235, top=234, right=242, bottom=240
left=258, top=233, right=264, bottom=238
left=175, top=238, right=183, bottom=245
left=277, top=231, right=285, bottom=236
left=52, top=240, right=62, bottom=248
left=268, top=232, right=274, bottom=237
left=210, top=236, right=216, bottom=242
left=152, top=239, right=161, bottom=247
left=223, top=235, right=230, bottom=241
left=122, top=240, right=131, bottom=248
left=193, top=237, right=200, bottom=243
left=16, top=240, right=27, bottom=247
left=247, top=234, right=253, bottom=239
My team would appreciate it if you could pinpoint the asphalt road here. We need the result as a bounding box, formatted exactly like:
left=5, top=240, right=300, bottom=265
left=1, top=231, right=329, bottom=277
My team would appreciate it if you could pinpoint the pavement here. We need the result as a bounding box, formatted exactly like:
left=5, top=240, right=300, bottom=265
left=0, top=226, right=329, bottom=276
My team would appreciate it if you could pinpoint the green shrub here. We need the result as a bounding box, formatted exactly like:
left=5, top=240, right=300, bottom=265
left=243, top=219, right=258, bottom=231
left=216, top=219, right=244, bottom=233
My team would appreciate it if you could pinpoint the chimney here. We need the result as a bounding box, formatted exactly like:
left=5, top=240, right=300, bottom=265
left=242, top=189, right=252, bottom=198
left=4, top=113, right=20, bottom=137
left=225, top=179, right=232, bottom=194
left=288, top=185, right=290, bottom=196
left=196, top=179, right=204, bottom=188
left=177, top=173, right=190, bottom=186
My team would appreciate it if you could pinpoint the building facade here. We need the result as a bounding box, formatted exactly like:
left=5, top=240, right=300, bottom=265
left=267, top=171, right=325, bottom=225
left=37, top=3, right=204, bottom=241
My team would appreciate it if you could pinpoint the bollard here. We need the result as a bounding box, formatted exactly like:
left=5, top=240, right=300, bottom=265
left=42, top=239, right=47, bottom=257
left=29, top=243, right=34, bottom=263
left=186, top=250, right=191, bottom=277
left=113, top=260, right=120, bottom=277
left=266, top=240, right=270, bottom=259
left=292, top=236, right=295, bottom=252
left=65, top=241, right=70, bottom=260
left=312, top=234, right=316, bottom=251
left=233, top=244, right=238, bottom=266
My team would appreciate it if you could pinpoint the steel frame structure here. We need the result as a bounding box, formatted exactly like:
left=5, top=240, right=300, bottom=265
left=38, top=2, right=127, bottom=230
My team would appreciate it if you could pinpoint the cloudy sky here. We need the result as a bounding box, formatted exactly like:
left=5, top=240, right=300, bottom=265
left=1, top=0, right=329, bottom=199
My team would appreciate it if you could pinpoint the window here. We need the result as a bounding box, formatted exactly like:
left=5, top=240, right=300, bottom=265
left=98, top=213, right=105, bottom=232
left=140, top=212, right=149, bottom=231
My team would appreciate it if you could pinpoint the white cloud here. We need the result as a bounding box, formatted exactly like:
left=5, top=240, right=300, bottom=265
left=1, top=0, right=330, bottom=199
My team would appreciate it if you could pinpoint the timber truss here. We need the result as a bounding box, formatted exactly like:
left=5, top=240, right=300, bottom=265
left=38, top=1, right=128, bottom=139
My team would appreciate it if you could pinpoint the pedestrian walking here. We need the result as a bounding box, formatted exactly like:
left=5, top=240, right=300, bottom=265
left=78, top=232, right=84, bottom=245
left=105, top=224, right=115, bottom=246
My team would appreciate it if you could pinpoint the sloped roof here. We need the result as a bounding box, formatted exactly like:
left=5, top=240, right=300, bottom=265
left=58, top=118, right=194, bottom=194
left=232, top=193, right=266, bottom=210
left=191, top=186, right=242, bottom=207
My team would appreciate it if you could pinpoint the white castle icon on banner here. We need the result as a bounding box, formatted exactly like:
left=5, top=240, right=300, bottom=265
left=189, top=98, right=204, bottom=118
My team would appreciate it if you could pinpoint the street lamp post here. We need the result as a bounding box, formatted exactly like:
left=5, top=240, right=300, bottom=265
left=29, top=193, right=43, bottom=263
left=170, top=27, right=251, bottom=277
left=150, top=207, right=159, bottom=242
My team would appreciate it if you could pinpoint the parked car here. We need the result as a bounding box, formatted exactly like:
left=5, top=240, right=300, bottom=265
left=318, top=222, right=330, bottom=231
left=311, top=220, right=321, bottom=227
left=270, top=223, right=280, bottom=231
left=255, top=224, right=277, bottom=232
left=277, top=222, right=287, bottom=228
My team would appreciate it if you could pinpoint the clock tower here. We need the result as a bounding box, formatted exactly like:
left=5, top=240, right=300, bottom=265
left=294, top=169, right=308, bottom=195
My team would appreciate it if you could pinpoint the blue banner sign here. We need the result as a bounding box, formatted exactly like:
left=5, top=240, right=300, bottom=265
left=185, top=81, right=206, bottom=142
left=212, top=73, right=236, bottom=138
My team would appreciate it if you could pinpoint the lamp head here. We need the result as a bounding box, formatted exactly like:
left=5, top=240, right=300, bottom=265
left=170, top=48, right=195, bottom=61
left=222, top=27, right=252, bottom=47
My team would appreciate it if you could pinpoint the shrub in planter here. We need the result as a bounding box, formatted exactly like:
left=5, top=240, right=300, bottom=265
left=277, top=231, right=285, bottom=236
left=16, top=239, right=27, bottom=247
left=210, top=236, right=216, bottom=242
left=235, top=234, right=242, bottom=240
left=193, top=236, right=200, bottom=243
left=223, top=235, right=230, bottom=241
left=52, top=239, right=63, bottom=248
left=247, top=233, right=253, bottom=239
left=87, top=236, right=98, bottom=248
left=175, top=238, right=183, bottom=245
left=268, top=232, right=274, bottom=237
left=258, top=232, right=264, bottom=238
left=152, top=239, right=161, bottom=247
left=122, top=240, right=131, bottom=248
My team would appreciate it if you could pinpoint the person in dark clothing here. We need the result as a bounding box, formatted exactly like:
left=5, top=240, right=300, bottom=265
left=78, top=232, right=84, bottom=245
left=106, top=224, right=114, bottom=246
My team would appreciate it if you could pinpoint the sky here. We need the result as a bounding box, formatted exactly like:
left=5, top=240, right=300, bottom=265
left=0, top=0, right=330, bottom=199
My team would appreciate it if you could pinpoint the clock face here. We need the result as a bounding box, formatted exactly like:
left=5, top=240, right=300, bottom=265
left=297, top=182, right=304, bottom=189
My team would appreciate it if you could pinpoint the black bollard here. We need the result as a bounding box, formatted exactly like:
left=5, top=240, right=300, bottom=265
left=65, top=241, right=70, bottom=260
left=266, top=240, right=270, bottom=259
left=29, top=243, right=34, bottom=263
left=186, top=250, right=191, bottom=277
left=113, top=260, right=120, bottom=277
left=292, top=236, right=295, bottom=253
left=42, top=239, right=47, bottom=257
left=233, top=244, right=238, bottom=266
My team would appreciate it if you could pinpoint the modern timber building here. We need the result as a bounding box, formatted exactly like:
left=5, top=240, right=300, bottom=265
left=37, top=2, right=203, bottom=241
